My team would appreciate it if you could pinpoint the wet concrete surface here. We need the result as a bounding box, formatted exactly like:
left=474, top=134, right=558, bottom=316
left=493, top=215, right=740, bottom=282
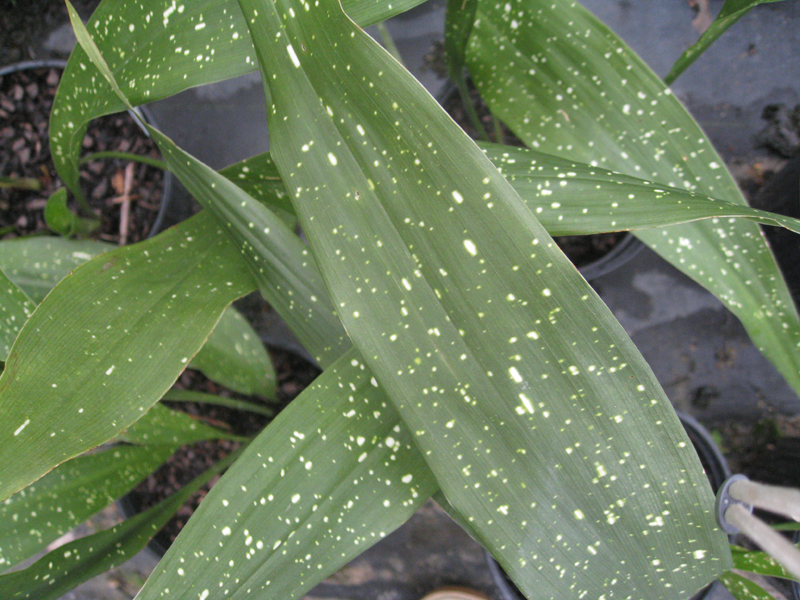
left=3, top=0, right=799, bottom=598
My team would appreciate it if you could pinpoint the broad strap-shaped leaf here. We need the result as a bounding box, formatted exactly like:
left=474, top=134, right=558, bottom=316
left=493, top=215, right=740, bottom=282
left=219, top=153, right=297, bottom=227
left=0, top=450, right=237, bottom=600
left=483, top=144, right=800, bottom=236
left=150, top=127, right=349, bottom=367
left=136, top=348, right=438, bottom=600
left=0, top=443, right=175, bottom=568
left=0, top=268, right=35, bottom=362
left=0, top=238, right=270, bottom=400
left=466, top=0, right=800, bottom=398
left=64, top=0, right=347, bottom=366
left=664, top=0, right=786, bottom=85
left=0, top=211, right=254, bottom=502
left=719, top=571, right=777, bottom=600
left=115, top=402, right=241, bottom=446
left=732, top=545, right=800, bottom=582
left=49, top=0, right=427, bottom=204
left=0, top=238, right=112, bottom=302
left=240, top=1, right=731, bottom=599
left=190, top=305, right=277, bottom=398
left=222, top=147, right=800, bottom=237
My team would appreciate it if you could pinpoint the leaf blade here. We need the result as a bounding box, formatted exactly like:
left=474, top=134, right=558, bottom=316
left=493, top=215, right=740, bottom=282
left=190, top=305, right=277, bottom=398
left=466, top=0, right=800, bottom=399
left=136, top=348, right=438, bottom=600
left=243, top=1, right=731, bottom=598
left=664, top=0, right=786, bottom=85
left=0, top=212, right=254, bottom=502
left=0, top=444, right=174, bottom=568
left=0, top=267, right=35, bottom=362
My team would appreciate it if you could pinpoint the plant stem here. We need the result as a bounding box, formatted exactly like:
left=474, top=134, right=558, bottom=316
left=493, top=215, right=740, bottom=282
left=162, top=389, right=275, bottom=417
left=79, top=151, right=167, bottom=171
left=376, top=22, right=405, bottom=68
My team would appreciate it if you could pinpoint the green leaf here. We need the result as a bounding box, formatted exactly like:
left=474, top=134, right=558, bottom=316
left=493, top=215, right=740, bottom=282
left=136, top=347, right=438, bottom=600
left=219, top=154, right=297, bottom=229
left=732, top=544, right=800, bottom=582
left=466, top=0, right=800, bottom=401
left=0, top=238, right=112, bottom=302
left=190, top=305, right=277, bottom=399
left=116, top=402, right=239, bottom=446
left=0, top=443, right=174, bottom=569
left=483, top=144, right=800, bottom=236
left=0, top=211, right=255, bottom=502
left=61, top=9, right=348, bottom=366
left=242, top=1, right=730, bottom=600
left=0, top=449, right=237, bottom=600
left=222, top=146, right=800, bottom=238
left=0, top=237, right=274, bottom=397
left=49, top=0, right=427, bottom=205
left=151, top=131, right=348, bottom=367
left=161, top=389, right=275, bottom=417
left=42, top=188, right=100, bottom=237
left=59, top=10, right=345, bottom=367
left=0, top=268, right=35, bottom=362
left=719, top=571, right=779, bottom=600
left=664, top=0, right=786, bottom=85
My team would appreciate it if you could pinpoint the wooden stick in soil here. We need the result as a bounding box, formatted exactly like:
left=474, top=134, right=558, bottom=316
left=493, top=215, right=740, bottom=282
left=111, top=162, right=135, bottom=246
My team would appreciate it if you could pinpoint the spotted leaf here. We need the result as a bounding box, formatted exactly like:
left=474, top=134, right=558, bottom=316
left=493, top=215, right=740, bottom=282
left=0, top=268, right=35, bottom=362
left=49, top=0, right=427, bottom=205
left=0, top=450, right=236, bottom=600
left=239, top=0, right=731, bottom=598
left=136, top=348, right=438, bottom=600
left=0, top=211, right=255, bottom=501
left=466, top=0, right=800, bottom=399
left=0, top=443, right=175, bottom=568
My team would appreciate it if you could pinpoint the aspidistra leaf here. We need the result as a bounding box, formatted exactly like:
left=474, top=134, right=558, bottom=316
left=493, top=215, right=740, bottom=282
left=115, top=402, right=239, bottom=446
left=466, top=0, right=800, bottom=398
left=0, top=239, right=271, bottom=402
left=732, top=545, right=800, bottom=582
left=136, top=348, right=438, bottom=600
left=0, top=443, right=174, bottom=568
left=664, top=0, right=786, bottom=85
left=719, top=571, right=777, bottom=600
left=483, top=144, right=800, bottom=236
left=241, top=1, right=731, bottom=599
left=49, top=0, right=428, bottom=204
left=0, top=211, right=254, bottom=502
left=0, top=237, right=112, bottom=302
left=0, top=268, right=35, bottom=362
left=190, top=305, right=277, bottom=399
left=58, top=10, right=347, bottom=368
left=0, top=450, right=235, bottom=600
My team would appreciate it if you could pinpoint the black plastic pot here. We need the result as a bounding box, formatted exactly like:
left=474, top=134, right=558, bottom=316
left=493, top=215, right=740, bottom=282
left=485, top=411, right=730, bottom=600
left=0, top=59, right=174, bottom=239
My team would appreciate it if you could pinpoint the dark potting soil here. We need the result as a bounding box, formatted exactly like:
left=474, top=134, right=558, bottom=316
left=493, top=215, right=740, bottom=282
left=1, top=65, right=166, bottom=243
left=0, top=0, right=102, bottom=65
left=441, top=80, right=626, bottom=268
left=124, top=347, right=321, bottom=553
